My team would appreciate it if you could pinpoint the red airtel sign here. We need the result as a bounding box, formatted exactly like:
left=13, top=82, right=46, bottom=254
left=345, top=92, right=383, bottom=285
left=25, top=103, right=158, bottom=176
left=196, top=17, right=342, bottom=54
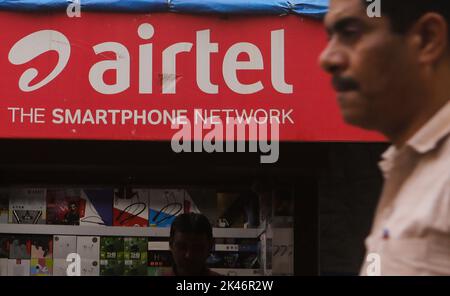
left=0, top=11, right=384, bottom=141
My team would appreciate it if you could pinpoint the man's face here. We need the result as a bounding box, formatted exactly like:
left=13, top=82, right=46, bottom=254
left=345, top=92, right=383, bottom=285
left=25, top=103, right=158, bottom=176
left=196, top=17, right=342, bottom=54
left=319, top=0, right=421, bottom=132
left=170, top=232, right=212, bottom=276
left=69, top=203, right=77, bottom=211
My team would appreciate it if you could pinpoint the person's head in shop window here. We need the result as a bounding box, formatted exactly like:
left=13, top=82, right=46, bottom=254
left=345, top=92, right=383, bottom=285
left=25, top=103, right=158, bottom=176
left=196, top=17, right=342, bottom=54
left=169, top=213, right=219, bottom=276
left=319, top=0, right=450, bottom=145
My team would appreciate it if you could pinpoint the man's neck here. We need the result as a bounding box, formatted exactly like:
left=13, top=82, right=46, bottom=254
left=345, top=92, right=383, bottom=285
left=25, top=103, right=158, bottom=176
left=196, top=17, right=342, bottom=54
left=389, top=89, right=449, bottom=149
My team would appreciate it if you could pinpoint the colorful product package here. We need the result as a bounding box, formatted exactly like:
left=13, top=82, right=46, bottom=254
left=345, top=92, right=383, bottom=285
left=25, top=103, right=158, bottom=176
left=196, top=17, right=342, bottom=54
left=80, top=189, right=113, bottom=226
left=0, top=258, right=7, bottom=276
left=9, top=235, right=31, bottom=259
left=31, top=235, right=53, bottom=259
left=30, top=258, right=53, bottom=276
left=100, top=237, right=124, bottom=276
left=148, top=189, right=185, bottom=227
left=124, top=237, right=147, bottom=261
left=7, top=259, right=30, bottom=276
left=9, top=188, right=46, bottom=224
left=46, top=189, right=81, bottom=225
left=53, top=235, right=77, bottom=259
left=76, top=236, right=100, bottom=276
left=124, top=259, right=147, bottom=276
left=113, top=189, right=149, bottom=227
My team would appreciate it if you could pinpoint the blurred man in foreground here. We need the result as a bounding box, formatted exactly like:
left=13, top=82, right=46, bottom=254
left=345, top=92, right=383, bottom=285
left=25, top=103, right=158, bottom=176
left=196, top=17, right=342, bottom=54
left=319, top=0, right=450, bottom=275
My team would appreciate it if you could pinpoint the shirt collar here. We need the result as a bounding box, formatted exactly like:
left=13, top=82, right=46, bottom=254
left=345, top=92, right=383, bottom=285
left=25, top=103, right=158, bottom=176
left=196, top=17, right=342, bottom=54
left=407, top=101, right=450, bottom=154
left=379, top=101, right=450, bottom=174
left=378, top=146, right=397, bottom=176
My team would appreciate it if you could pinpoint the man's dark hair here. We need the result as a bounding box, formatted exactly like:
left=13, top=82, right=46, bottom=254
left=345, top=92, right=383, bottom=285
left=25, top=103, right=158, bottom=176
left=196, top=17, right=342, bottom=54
left=169, top=213, right=213, bottom=242
left=363, top=0, right=450, bottom=39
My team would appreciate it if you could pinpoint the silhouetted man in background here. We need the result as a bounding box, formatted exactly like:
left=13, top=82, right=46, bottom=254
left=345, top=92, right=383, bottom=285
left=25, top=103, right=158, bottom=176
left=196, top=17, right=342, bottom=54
left=169, top=213, right=220, bottom=276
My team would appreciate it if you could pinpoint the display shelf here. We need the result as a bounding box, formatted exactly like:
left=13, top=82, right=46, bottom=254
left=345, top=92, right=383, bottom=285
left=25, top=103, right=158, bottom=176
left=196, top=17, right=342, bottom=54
left=147, top=242, right=256, bottom=251
left=0, top=224, right=264, bottom=238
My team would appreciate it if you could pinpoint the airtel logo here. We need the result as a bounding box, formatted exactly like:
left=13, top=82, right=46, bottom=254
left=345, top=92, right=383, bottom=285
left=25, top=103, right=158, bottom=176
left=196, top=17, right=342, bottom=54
left=8, top=24, right=293, bottom=95
left=8, top=30, right=71, bottom=92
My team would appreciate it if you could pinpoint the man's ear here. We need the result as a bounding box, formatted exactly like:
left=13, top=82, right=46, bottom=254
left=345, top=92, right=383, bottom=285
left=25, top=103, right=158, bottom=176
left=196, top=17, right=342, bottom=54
left=410, top=12, right=449, bottom=65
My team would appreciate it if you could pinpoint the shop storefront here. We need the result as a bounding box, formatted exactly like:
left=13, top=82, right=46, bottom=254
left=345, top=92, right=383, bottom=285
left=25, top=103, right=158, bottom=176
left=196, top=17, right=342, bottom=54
left=0, top=0, right=386, bottom=276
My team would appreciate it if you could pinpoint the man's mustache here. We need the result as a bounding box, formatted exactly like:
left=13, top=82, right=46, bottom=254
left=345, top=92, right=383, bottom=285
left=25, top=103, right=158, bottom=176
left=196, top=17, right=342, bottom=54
left=332, top=76, right=360, bottom=92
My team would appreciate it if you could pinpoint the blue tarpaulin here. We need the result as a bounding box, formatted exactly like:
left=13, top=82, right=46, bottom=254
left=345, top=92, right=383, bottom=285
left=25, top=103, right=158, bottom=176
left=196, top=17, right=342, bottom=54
left=0, top=0, right=329, bottom=17
left=290, top=0, right=328, bottom=16
left=168, top=0, right=291, bottom=15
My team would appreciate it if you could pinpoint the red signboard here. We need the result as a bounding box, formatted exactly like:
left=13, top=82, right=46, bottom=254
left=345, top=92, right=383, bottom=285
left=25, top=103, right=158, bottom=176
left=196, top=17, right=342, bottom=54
left=0, top=11, right=384, bottom=142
